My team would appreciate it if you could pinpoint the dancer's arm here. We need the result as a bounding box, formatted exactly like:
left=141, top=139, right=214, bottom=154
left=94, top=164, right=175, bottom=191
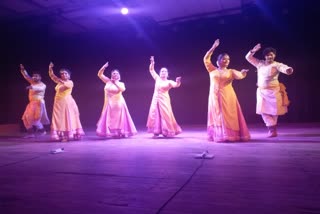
left=203, top=39, right=219, bottom=72
left=276, top=62, right=293, bottom=75
left=245, top=43, right=261, bottom=67
left=48, top=62, right=63, bottom=84
left=19, top=64, right=33, bottom=84
left=170, top=76, right=182, bottom=88
left=232, top=69, right=249, bottom=80
left=112, top=81, right=126, bottom=92
left=97, top=62, right=111, bottom=83
left=149, top=56, right=159, bottom=80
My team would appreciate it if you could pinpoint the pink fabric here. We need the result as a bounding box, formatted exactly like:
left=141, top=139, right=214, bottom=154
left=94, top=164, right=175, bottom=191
left=147, top=77, right=182, bottom=137
left=96, top=81, right=137, bottom=137
left=50, top=80, right=84, bottom=140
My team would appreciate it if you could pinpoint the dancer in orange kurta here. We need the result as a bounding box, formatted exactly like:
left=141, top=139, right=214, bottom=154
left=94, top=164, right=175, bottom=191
left=147, top=56, right=182, bottom=137
left=20, top=64, right=50, bottom=138
left=204, top=39, right=250, bottom=142
left=48, top=62, right=85, bottom=142
left=96, top=62, right=137, bottom=138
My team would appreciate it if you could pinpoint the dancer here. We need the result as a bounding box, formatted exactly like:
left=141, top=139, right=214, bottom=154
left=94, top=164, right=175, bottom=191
left=246, top=43, right=293, bottom=137
left=20, top=64, right=49, bottom=138
left=203, top=39, right=250, bottom=142
left=96, top=62, right=137, bottom=138
left=48, top=62, right=85, bottom=142
left=147, top=56, right=182, bottom=137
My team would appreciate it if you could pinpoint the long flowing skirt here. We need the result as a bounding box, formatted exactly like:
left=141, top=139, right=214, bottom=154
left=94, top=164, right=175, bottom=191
left=96, top=102, right=137, bottom=137
left=51, top=96, right=85, bottom=140
left=207, top=87, right=250, bottom=142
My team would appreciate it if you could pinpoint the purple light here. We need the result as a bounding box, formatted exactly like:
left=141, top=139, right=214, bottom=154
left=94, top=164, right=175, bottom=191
left=121, top=7, right=129, bottom=15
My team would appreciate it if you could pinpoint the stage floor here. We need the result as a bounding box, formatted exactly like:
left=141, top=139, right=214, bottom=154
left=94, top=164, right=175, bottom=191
left=0, top=123, right=320, bottom=214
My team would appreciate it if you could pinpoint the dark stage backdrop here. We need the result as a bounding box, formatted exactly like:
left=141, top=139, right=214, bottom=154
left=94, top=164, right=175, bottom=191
left=0, top=1, right=318, bottom=129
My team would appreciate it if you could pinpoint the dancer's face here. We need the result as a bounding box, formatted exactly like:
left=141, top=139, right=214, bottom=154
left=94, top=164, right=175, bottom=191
left=159, top=68, right=168, bottom=79
left=60, top=70, right=70, bottom=81
left=217, top=55, right=230, bottom=68
left=111, top=70, right=120, bottom=81
left=265, top=52, right=276, bottom=64
left=32, top=74, right=41, bottom=82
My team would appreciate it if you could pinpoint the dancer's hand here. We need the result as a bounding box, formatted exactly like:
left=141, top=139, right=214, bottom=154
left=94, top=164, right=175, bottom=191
left=176, top=76, right=182, bottom=83
left=20, top=64, right=25, bottom=71
left=241, top=69, right=249, bottom=74
left=251, top=43, right=261, bottom=53
left=286, top=67, right=293, bottom=75
left=212, top=39, right=220, bottom=49
left=102, top=62, right=109, bottom=69
left=150, top=56, right=155, bottom=63
left=49, top=62, right=54, bottom=69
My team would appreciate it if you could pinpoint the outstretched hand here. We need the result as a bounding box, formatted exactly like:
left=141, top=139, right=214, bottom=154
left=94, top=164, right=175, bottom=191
left=286, top=67, right=293, bottom=75
left=241, top=69, right=249, bottom=74
left=252, top=43, right=261, bottom=52
left=176, top=76, right=182, bottom=82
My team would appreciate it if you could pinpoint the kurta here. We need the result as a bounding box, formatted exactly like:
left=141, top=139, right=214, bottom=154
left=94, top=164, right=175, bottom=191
left=20, top=69, right=50, bottom=130
left=204, top=53, right=250, bottom=142
left=246, top=52, right=292, bottom=116
left=147, top=71, right=182, bottom=137
left=96, top=81, right=137, bottom=137
left=51, top=80, right=84, bottom=140
left=22, top=82, right=50, bottom=129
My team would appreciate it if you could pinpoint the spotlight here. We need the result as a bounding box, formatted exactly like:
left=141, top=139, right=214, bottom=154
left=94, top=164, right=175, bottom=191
left=121, top=7, right=129, bottom=15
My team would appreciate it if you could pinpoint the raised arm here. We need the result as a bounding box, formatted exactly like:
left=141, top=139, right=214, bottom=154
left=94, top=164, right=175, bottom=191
left=203, top=39, right=219, bottom=72
left=20, top=64, right=33, bottom=84
left=149, top=56, right=159, bottom=80
left=97, top=62, right=111, bottom=83
left=245, top=43, right=261, bottom=67
left=48, top=62, right=62, bottom=84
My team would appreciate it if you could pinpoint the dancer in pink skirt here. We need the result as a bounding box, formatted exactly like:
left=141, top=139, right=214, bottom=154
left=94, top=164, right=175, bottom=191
left=96, top=62, right=137, bottom=138
left=147, top=56, right=182, bottom=138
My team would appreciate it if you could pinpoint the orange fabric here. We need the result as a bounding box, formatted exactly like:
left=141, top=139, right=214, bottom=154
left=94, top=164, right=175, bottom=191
left=204, top=56, right=250, bottom=141
left=279, top=83, right=290, bottom=106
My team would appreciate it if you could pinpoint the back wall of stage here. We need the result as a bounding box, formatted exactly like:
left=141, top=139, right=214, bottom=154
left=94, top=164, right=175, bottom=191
left=0, top=1, right=318, bottom=128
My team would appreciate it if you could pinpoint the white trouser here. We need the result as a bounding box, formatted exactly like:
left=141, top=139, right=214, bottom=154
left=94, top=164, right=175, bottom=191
left=261, top=114, right=278, bottom=127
